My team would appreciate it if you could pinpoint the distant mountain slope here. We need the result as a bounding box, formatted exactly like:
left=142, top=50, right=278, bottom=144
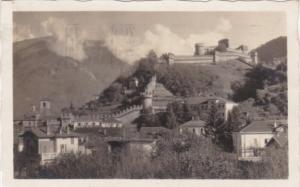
left=13, top=37, right=130, bottom=118
left=253, top=36, right=287, bottom=63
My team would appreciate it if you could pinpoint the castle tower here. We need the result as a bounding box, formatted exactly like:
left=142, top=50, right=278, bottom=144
left=218, top=39, right=229, bottom=49
left=142, top=75, right=156, bottom=111
left=143, top=93, right=153, bottom=111
left=40, top=98, right=51, bottom=116
left=194, top=43, right=205, bottom=56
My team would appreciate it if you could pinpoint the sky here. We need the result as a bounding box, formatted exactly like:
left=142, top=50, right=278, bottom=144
left=14, top=12, right=286, bottom=64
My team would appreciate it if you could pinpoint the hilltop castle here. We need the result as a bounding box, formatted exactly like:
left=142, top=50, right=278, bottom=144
left=164, top=39, right=258, bottom=66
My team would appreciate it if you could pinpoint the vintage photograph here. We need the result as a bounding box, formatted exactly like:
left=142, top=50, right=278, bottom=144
left=13, top=11, right=288, bottom=179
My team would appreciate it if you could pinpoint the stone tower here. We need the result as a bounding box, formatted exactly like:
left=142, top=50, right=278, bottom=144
left=40, top=98, right=51, bottom=116
left=194, top=43, right=205, bottom=56
left=143, top=75, right=156, bottom=111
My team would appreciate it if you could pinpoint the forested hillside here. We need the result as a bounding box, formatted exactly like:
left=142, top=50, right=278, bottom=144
left=253, top=36, right=287, bottom=64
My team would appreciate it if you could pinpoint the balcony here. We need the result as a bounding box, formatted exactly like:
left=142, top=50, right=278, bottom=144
left=238, top=148, right=264, bottom=162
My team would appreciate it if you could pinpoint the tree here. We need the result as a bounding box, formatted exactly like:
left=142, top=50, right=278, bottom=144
left=205, top=104, right=224, bottom=142
left=165, top=105, right=178, bottom=129
left=226, top=107, right=243, bottom=132
left=220, top=107, right=243, bottom=152
left=263, top=144, right=288, bottom=178
left=182, top=103, right=193, bottom=123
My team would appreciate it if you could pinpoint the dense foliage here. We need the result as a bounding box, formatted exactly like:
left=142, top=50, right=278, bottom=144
left=15, top=133, right=288, bottom=179
left=253, top=36, right=287, bottom=64
left=231, top=62, right=287, bottom=117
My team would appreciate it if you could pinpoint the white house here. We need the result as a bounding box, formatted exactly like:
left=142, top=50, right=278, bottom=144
left=233, top=119, right=287, bottom=161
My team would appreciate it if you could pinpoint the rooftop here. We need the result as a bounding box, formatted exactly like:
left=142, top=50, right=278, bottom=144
left=240, top=119, right=287, bottom=134
left=185, top=96, right=234, bottom=105
left=267, top=132, right=288, bottom=148
left=20, top=127, right=79, bottom=139
left=180, top=119, right=206, bottom=128
left=153, top=83, right=174, bottom=98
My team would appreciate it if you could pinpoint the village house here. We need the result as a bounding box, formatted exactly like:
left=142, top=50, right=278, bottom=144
left=232, top=119, right=287, bottom=161
left=139, top=126, right=170, bottom=139
left=73, top=116, right=122, bottom=129
left=18, top=125, right=82, bottom=165
left=19, top=99, right=61, bottom=129
left=179, top=118, right=206, bottom=136
left=185, top=96, right=238, bottom=121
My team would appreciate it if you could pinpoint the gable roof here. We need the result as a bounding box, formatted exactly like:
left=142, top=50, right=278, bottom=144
left=180, top=119, right=206, bottom=128
left=153, top=83, right=174, bottom=98
left=267, top=132, right=288, bottom=148
left=240, top=119, right=287, bottom=134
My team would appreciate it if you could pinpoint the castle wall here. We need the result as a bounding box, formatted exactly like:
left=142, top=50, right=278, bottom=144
left=168, top=55, right=214, bottom=65
left=214, top=51, right=252, bottom=63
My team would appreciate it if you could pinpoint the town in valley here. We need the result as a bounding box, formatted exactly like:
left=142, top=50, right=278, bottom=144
left=13, top=12, right=288, bottom=179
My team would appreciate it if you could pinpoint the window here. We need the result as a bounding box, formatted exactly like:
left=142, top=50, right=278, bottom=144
left=78, top=122, right=81, bottom=126
left=71, top=138, right=74, bottom=144
left=43, top=102, right=46, bottom=107
left=193, top=128, right=196, bottom=134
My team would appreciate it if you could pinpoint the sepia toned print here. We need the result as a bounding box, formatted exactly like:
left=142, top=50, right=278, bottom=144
left=13, top=11, right=288, bottom=179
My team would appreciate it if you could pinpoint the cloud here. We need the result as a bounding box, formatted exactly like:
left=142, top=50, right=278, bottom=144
left=13, top=25, right=35, bottom=42
left=41, top=17, right=88, bottom=61
left=14, top=17, right=88, bottom=61
left=14, top=17, right=232, bottom=64
left=216, top=18, right=232, bottom=32
left=104, top=19, right=228, bottom=64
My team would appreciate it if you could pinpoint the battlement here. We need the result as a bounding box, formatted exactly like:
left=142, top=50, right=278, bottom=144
left=113, top=105, right=143, bottom=118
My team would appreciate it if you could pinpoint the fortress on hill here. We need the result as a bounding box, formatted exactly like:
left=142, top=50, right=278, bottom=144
left=165, top=39, right=258, bottom=66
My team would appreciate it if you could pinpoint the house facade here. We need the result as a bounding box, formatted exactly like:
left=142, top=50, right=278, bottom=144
left=185, top=96, right=238, bottom=121
left=233, top=119, right=287, bottom=161
left=179, top=118, right=206, bottom=136
left=73, top=116, right=122, bottom=129
left=18, top=127, right=80, bottom=165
